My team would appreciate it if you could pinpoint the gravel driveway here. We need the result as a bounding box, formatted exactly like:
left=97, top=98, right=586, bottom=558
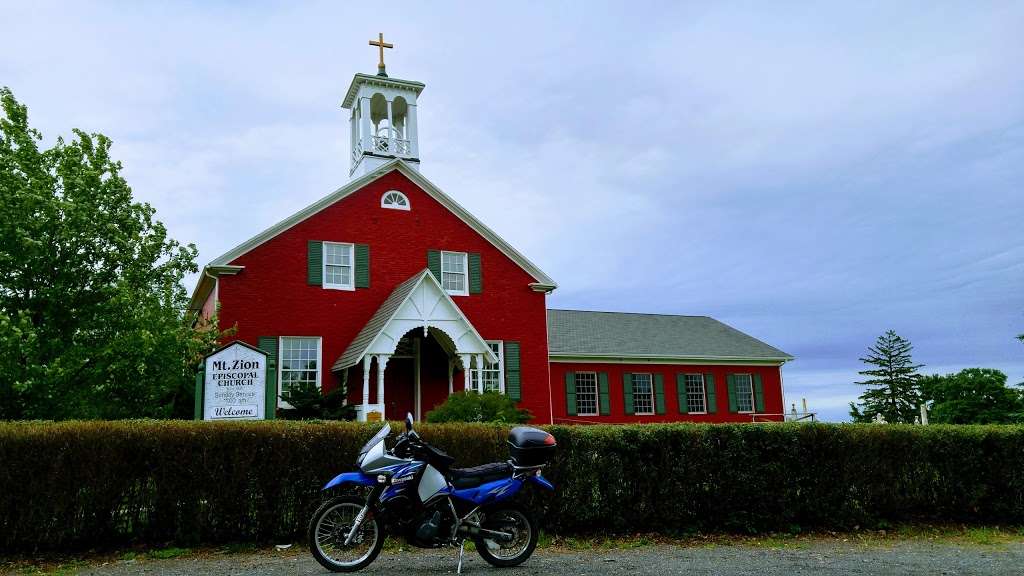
left=63, top=540, right=1024, bottom=576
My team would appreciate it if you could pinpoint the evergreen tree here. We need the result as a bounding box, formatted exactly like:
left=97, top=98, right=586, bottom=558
left=278, top=381, right=355, bottom=421
left=849, top=330, right=924, bottom=423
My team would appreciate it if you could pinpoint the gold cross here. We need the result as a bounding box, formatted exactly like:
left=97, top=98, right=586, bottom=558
left=368, top=33, right=393, bottom=73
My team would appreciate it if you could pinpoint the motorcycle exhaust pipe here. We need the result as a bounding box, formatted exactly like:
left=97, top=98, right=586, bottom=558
left=457, top=525, right=514, bottom=543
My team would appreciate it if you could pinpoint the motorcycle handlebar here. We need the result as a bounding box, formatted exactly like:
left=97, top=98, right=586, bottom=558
left=391, top=431, right=427, bottom=459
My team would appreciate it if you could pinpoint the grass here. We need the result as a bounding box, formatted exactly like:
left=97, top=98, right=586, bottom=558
left=888, top=524, right=1024, bottom=546
left=535, top=524, right=1024, bottom=552
left=14, top=561, right=88, bottom=576
left=3, top=524, right=1023, bottom=573
left=145, top=547, right=191, bottom=560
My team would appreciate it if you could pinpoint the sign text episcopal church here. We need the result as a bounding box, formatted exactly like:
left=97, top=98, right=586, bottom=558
left=189, top=37, right=793, bottom=424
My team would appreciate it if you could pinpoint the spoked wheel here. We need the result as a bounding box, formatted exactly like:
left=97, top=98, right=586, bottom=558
left=474, top=504, right=538, bottom=567
left=308, top=496, right=384, bottom=572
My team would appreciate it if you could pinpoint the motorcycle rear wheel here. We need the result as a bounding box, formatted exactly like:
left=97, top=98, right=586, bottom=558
left=474, top=504, right=538, bottom=567
left=308, top=496, right=384, bottom=572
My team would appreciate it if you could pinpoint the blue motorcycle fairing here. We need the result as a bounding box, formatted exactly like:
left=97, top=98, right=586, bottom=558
left=324, top=461, right=414, bottom=491
left=528, top=473, right=555, bottom=491
left=380, top=461, right=425, bottom=501
left=446, top=477, right=524, bottom=506
left=323, top=471, right=376, bottom=491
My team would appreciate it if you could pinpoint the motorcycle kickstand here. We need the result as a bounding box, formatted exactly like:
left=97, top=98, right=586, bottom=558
left=456, top=539, right=466, bottom=574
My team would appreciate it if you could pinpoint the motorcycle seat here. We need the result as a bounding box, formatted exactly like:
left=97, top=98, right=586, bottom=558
left=449, top=462, right=512, bottom=489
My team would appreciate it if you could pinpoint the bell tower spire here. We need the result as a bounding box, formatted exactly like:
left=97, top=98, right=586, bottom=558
left=342, top=35, right=425, bottom=178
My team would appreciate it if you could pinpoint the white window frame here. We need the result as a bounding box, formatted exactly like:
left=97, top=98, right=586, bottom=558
left=323, top=241, right=355, bottom=291
left=684, top=373, right=707, bottom=414
left=575, top=371, right=599, bottom=417
left=441, top=250, right=469, bottom=296
left=632, top=373, right=655, bottom=416
left=380, top=190, right=411, bottom=211
left=470, top=340, right=504, bottom=394
left=734, top=373, right=755, bottom=414
left=277, top=336, right=322, bottom=409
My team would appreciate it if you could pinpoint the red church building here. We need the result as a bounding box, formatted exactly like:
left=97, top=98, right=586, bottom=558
left=189, top=58, right=792, bottom=425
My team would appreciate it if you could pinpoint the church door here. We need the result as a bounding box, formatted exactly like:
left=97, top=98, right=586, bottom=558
left=384, top=357, right=416, bottom=420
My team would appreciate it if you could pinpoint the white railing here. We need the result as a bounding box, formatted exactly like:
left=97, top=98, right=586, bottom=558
left=750, top=412, right=817, bottom=423
left=782, top=412, right=817, bottom=423
left=371, top=136, right=411, bottom=155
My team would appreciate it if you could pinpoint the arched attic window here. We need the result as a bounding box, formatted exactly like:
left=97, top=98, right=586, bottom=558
left=381, top=190, right=410, bottom=211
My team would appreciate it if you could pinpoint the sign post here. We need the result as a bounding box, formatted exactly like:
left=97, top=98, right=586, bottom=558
left=195, top=341, right=275, bottom=421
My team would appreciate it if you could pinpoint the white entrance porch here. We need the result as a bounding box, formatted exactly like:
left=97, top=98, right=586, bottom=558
left=332, top=269, right=496, bottom=422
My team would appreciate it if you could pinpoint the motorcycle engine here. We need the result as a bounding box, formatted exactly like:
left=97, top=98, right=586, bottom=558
left=409, top=504, right=453, bottom=547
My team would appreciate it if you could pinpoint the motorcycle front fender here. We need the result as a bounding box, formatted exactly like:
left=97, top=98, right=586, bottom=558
left=527, top=473, right=555, bottom=491
left=323, top=471, right=376, bottom=491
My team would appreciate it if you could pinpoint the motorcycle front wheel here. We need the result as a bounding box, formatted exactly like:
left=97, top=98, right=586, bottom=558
left=474, top=504, right=538, bottom=567
left=308, top=496, right=384, bottom=572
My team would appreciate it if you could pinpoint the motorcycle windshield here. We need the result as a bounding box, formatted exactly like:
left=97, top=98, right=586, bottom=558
left=358, top=423, right=391, bottom=462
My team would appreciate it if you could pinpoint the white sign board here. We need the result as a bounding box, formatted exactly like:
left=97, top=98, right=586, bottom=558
left=204, top=342, right=267, bottom=420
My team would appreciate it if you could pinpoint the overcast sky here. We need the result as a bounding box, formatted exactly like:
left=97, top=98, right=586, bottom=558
left=2, top=2, right=1022, bottom=420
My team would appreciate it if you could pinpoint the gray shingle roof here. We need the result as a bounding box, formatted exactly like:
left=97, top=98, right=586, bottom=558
left=547, top=309, right=793, bottom=361
left=332, top=270, right=429, bottom=371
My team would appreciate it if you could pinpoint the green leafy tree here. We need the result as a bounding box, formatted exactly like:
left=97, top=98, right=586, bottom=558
left=173, top=308, right=237, bottom=419
left=426, top=391, right=532, bottom=424
left=849, top=330, right=923, bottom=423
left=920, top=368, right=1024, bottom=424
left=0, top=87, right=204, bottom=419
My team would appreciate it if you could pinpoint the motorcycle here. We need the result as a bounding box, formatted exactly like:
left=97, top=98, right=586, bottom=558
left=308, top=413, right=556, bottom=573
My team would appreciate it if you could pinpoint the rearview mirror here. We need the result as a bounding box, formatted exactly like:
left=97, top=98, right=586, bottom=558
left=405, top=412, right=414, bottom=432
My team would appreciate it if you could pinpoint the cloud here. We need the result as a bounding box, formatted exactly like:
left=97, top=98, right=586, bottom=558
left=3, top=2, right=1022, bottom=421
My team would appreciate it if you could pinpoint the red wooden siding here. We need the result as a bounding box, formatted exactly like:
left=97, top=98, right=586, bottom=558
left=215, top=169, right=551, bottom=421
left=549, top=362, right=785, bottom=424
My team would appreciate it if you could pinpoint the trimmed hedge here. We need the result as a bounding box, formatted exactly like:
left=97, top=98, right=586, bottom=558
left=1, top=421, right=1023, bottom=552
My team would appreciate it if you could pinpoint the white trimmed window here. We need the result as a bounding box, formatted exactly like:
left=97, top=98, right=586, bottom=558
left=323, top=242, right=354, bottom=290
left=278, top=337, right=321, bottom=407
left=381, top=190, right=410, bottom=210
left=441, top=251, right=468, bottom=296
left=685, top=374, right=707, bottom=413
left=470, top=341, right=504, bottom=393
left=575, top=371, right=599, bottom=416
left=734, top=373, right=754, bottom=413
left=632, top=373, right=655, bottom=415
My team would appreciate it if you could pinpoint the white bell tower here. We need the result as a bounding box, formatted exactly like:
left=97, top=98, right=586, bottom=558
left=342, top=34, right=425, bottom=178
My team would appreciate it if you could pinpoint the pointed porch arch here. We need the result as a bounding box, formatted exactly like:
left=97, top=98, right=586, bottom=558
left=332, top=269, right=497, bottom=421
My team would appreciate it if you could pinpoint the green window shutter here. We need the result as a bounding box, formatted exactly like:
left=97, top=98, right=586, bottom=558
left=354, top=244, right=370, bottom=288
left=676, top=374, right=688, bottom=414
left=504, top=341, right=521, bottom=401
left=727, top=374, right=738, bottom=413
left=705, top=373, right=717, bottom=414
left=258, top=337, right=278, bottom=362
left=623, top=373, right=634, bottom=415
left=427, top=249, right=441, bottom=281
left=194, top=369, right=204, bottom=420
left=307, top=241, right=323, bottom=286
left=754, top=373, right=765, bottom=413
left=654, top=373, right=665, bottom=415
left=259, top=337, right=278, bottom=408
left=468, top=252, right=482, bottom=294
left=598, top=372, right=610, bottom=415
left=565, top=371, right=577, bottom=416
